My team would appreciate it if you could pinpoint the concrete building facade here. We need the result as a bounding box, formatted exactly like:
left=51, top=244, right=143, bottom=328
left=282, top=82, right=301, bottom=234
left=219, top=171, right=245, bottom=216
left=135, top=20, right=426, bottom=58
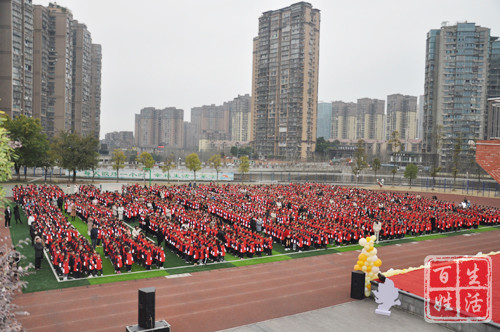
left=356, top=98, right=385, bottom=140
left=223, top=94, right=251, bottom=142
left=90, top=44, right=102, bottom=139
left=1, top=2, right=101, bottom=138
left=487, top=40, right=500, bottom=139
left=423, top=22, right=493, bottom=168
left=386, top=94, right=418, bottom=141
left=251, top=2, right=320, bottom=160
left=0, top=0, right=34, bottom=119
left=331, top=101, right=356, bottom=140
left=488, top=38, right=500, bottom=99
left=103, top=131, right=134, bottom=151
left=486, top=98, right=500, bottom=139
left=71, top=22, right=92, bottom=136
left=135, top=107, right=184, bottom=150
left=417, top=95, right=424, bottom=139
left=317, top=102, right=332, bottom=139
left=191, top=104, right=230, bottom=150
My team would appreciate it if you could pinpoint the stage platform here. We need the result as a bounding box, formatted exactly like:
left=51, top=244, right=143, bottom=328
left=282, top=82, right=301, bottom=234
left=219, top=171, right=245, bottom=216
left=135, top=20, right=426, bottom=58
left=378, top=253, right=500, bottom=332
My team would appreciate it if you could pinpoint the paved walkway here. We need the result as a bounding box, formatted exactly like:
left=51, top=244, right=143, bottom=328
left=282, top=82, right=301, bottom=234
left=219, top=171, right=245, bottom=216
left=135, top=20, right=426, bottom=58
left=220, top=299, right=450, bottom=332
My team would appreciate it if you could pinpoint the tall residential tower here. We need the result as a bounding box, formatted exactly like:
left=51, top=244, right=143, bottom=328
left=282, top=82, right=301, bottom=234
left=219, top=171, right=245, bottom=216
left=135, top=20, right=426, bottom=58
left=423, top=22, right=493, bottom=168
left=386, top=94, right=417, bottom=141
left=0, top=0, right=34, bottom=119
left=2, top=2, right=101, bottom=138
left=250, top=2, right=320, bottom=160
left=356, top=98, right=385, bottom=140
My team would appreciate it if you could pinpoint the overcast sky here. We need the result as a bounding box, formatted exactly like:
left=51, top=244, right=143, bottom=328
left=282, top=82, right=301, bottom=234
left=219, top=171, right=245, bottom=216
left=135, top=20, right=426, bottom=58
left=36, top=0, right=500, bottom=139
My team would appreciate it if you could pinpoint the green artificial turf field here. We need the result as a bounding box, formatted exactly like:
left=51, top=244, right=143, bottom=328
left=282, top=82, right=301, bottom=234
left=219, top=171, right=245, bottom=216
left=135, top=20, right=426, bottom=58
left=7, top=201, right=500, bottom=293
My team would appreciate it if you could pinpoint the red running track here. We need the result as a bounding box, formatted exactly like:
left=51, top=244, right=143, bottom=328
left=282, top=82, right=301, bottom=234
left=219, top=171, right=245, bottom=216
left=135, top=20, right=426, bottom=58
left=13, top=229, right=500, bottom=332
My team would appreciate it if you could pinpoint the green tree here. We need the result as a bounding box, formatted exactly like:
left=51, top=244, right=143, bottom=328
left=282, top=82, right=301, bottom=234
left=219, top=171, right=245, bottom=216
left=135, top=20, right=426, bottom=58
left=452, top=134, right=462, bottom=189
left=466, top=139, right=482, bottom=187
left=352, top=140, right=368, bottom=185
left=239, top=155, right=250, bottom=181
left=372, top=158, right=381, bottom=179
left=0, top=112, right=14, bottom=202
left=4, top=115, right=49, bottom=180
left=430, top=125, right=444, bottom=184
left=161, top=156, right=176, bottom=181
left=208, top=154, right=222, bottom=181
left=151, top=153, right=164, bottom=163
left=111, top=149, right=126, bottom=182
left=404, top=163, right=418, bottom=188
left=430, top=166, right=442, bottom=189
left=38, top=150, right=55, bottom=183
left=125, top=149, right=137, bottom=164
left=136, top=151, right=155, bottom=169
left=230, top=145, right=253, bottom=157
left=0, top=114, right=31, bottom=331
left=388, top=131, right=402, bottom=153
left=391, top=167, right=397, bottom=185
left=185, top=153, right=202, bottom=180
left=51, top=132, right=99, bottom=182
left=137, top=151, right=155, bottom=185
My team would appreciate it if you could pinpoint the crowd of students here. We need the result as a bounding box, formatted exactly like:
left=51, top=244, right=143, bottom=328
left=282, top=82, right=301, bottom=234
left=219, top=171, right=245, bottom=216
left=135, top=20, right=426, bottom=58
left=124, top=183, right=499, bottom=252
left=13, top=185, right=103, bottom=279
left=12, top=183, right=500, bottom=278
left=13, top=184, right=166, bottom=278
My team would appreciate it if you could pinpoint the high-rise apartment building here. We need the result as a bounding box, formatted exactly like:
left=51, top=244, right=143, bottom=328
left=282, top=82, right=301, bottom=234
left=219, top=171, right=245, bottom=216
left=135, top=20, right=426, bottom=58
left=356, top=98, right=385, bottom=140
left=331, top=101, right=356, bottom=140
left=250, top=2, right=320, bottom=160
left=423, top=23, right=494, bottom=167
left=488, top=38, right=500, bottom=99
left=72, top=21, right=92, bottom=136
left=386, top=94, right=417, bottom=141
left=417, top=95, right=424, bottom=139
left=44, top=3, right=74, bottom=135
left=2, top=2, right=101, bottom=138
left=184, top=121, right=197, bottom=150
left=32, top=4, right=48, bottom=131
left=486, top=39, right=500, bottom=139
left=135, top=107, right=184, bottom=150
left=90, top=44, right=102, bottom=139
left=103, top=131, right=134, bottom=151
left=223, top=94, right=251, bottom=142
left=0, top=0, right=34, bottom=119
left=191, top=104, right=230, bottom=149
left=317, top=102, right=332, bottom=139
left=487, top=98, right=500, bottom=139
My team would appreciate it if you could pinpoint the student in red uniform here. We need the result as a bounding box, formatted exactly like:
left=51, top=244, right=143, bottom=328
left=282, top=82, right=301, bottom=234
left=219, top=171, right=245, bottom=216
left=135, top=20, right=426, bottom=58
left=73, top=254, right=82, bottom=278
left=125, top=247, right=134, bottom=272
left=115, top=253, right=123, bottom=274
left=156, top=248, right=165, bottom=269
left=62, top=254, right=70, bottom=281
left=144, top=249, right=153, bottom=270
left=93, top=252, right=103, bottom=276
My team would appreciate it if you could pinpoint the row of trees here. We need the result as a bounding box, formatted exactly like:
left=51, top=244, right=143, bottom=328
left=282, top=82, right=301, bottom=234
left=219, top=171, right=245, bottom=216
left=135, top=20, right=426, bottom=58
left=3, top=115, right=100, bottom=182
left=352, top=139, right=418, bottom=187
left=110, top=149, right=251, bottom=182
left=0, top=111, right=32, bottom=330
left=2, top=115, right=252, bottom=183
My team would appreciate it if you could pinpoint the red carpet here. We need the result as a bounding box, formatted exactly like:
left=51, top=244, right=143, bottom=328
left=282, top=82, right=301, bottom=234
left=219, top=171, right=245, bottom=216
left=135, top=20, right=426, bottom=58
left=391, top=253, right=500, bottom=323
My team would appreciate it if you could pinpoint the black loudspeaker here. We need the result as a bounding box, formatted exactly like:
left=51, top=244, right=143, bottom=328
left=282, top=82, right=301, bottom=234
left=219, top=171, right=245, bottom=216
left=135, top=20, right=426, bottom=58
left=139, top=287, right=155, bottom=329
left=350, top=271, right=365, bottom=300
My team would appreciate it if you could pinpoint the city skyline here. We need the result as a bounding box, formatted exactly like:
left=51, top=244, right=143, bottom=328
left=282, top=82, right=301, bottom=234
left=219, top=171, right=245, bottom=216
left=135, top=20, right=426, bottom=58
left=33, top=0, right=500, bottom=139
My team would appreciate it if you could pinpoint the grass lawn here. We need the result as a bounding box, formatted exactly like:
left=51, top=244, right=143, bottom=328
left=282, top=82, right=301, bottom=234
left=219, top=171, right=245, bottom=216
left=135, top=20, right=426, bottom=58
left=7, top=201, right=500, bottom=293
